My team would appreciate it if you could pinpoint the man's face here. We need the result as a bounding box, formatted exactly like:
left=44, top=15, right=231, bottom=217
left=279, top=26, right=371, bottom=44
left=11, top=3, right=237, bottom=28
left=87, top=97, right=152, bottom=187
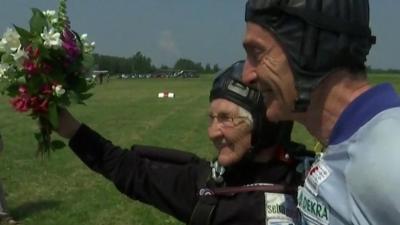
left=208, top=99, right=252, bottom=167
left=242, top=22, right=298, bottom=122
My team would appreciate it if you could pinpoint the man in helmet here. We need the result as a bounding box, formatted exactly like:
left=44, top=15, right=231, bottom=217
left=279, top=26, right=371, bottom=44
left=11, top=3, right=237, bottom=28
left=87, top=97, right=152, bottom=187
left=55, top=61, right=311, bottom=225
left=241, top=0, right=400, bottom=224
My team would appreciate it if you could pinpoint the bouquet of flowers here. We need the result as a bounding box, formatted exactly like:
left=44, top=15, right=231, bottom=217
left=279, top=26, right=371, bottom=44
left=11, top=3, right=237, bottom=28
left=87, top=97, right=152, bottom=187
left=0, top=0, right=95, bottom=156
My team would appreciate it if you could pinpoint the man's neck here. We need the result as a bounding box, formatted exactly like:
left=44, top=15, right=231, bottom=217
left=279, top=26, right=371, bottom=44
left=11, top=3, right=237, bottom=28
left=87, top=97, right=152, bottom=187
left=300, top=70, right=370, bottom=145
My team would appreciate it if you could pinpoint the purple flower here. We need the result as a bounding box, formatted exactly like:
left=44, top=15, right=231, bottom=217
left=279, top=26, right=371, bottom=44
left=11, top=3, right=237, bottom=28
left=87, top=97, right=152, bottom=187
left=62, top=28, right=80, bottom=60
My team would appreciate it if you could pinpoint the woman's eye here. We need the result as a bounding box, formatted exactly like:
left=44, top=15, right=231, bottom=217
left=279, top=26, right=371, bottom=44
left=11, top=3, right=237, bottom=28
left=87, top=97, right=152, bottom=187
left=218, top=115, right=231, bottom=122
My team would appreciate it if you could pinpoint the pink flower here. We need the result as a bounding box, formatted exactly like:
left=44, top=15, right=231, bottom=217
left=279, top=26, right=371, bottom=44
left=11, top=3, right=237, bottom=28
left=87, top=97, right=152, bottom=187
left=40, top=84, right=53, bottom=96
left=23, top=60, right=38, bottom=75
left=32, top=48, right=40, bottom=59
left=37, top=98, right=49, bottom=113
left=10, top=95, right=30, bottom=112
left=30, top=97, right=49, bottom=113
left=25, top=45, right=40, bottom=59
left=18, top=85, right=29, bottom=94
left=10, top=85, right=32, bottom=112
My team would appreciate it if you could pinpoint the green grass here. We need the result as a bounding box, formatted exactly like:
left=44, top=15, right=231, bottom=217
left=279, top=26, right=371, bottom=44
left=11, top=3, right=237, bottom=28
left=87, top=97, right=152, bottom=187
left=0, top=73, right=399, bottom=225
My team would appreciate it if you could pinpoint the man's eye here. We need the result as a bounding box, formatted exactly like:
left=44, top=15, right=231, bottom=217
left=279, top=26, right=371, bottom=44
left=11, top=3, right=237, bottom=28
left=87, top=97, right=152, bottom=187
left=250, top=48, right=263, bottom=62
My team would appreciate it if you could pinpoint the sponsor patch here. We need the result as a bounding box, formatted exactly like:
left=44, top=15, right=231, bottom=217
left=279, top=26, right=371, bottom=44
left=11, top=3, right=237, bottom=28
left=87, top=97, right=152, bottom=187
left=305, top=160, right=330, bottom=196
left=265, top=192, right=300, bottom=225
left=297, top=187, right=330, bottom=225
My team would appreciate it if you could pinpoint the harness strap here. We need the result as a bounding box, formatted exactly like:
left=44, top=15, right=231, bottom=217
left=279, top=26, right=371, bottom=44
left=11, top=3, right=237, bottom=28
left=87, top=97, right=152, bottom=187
left=211, top=183, right=297, bottom=196
left=189, top=183, right=297, bottom=225
left=189, top=195, right=217, bottom=225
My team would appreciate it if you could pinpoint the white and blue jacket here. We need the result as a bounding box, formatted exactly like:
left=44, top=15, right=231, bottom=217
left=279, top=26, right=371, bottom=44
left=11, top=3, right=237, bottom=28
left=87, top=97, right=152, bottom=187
left=298, top=83, right=400, bottom=225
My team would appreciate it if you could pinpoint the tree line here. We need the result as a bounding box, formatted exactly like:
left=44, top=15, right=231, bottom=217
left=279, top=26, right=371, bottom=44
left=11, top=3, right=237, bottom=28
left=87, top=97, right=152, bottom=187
left=93, top=52, right=220, bottom=74
left=367, top=66, right=400, bottom=74
left=92, top=52, right=400, bottom=76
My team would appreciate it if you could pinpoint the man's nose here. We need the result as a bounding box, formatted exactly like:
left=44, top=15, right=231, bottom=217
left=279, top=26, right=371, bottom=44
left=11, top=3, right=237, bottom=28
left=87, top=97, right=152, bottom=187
left=242, top=60, right=257, bottom=86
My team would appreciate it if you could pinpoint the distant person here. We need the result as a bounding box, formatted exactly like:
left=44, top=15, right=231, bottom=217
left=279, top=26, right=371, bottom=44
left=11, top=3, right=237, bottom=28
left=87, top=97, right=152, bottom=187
left=98, top=73, right=103, bottom=84
left=242, top=0, right=400, bottom=224
left=55, top=61, right=313, bottom=225
left=0, top=133, right=18, bottom=225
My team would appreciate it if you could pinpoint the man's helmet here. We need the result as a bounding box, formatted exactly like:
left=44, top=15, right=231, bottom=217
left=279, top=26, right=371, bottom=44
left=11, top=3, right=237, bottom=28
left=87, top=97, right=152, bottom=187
left=209, top=60, right=292, bottom=150
left=245, top=0, right=376, bottom=111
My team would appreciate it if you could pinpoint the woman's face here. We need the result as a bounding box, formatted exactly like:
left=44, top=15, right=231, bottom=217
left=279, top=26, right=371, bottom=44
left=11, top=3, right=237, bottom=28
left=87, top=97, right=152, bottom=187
left=208, top=99, right=252, bottom=167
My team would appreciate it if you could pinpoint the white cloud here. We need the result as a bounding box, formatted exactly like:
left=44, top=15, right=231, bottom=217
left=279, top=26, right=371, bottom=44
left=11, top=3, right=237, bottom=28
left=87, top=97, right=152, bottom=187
left=158, top=30, right=180, bottom=56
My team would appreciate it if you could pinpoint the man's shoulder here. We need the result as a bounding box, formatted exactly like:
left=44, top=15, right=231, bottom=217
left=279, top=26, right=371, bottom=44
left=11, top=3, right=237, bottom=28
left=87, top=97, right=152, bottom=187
left=358, top=107, right=400, bottom=142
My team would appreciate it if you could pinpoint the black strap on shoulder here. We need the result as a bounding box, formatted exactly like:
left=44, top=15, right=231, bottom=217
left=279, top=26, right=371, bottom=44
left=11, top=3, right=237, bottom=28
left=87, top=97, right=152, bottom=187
left=189, top=162, right=218, bottom=225
left=212, top=183, right=297, bottom=196
left=189, top=193, right=217, bottom=225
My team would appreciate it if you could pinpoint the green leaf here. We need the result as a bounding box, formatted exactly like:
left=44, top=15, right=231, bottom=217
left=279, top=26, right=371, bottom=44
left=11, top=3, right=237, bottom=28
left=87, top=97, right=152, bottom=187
left=72, top=77, right=88, bottom=93
left=30, top=8, right=47, bottom=34
left=1, top=53, right=14, bottom=64
left=58, top=93, right=71, bottom=107
left=51, top=140, right=66, bottom=150
left=34, top=132, right=43, bottom=142
left=37, top=44, right=50, bottom=59
left=6, top=83, right=20, bottom=97
left=16, top=76, right=27, bottom=83
left=80, top=93, right=93, bottom=101
left=82, top=54, right=95, bottom=69
left=26, top=75, right=42, bottom=94
left=68, top=91, right=83, bottom=104
left=13, top=25, right=33, bottom=45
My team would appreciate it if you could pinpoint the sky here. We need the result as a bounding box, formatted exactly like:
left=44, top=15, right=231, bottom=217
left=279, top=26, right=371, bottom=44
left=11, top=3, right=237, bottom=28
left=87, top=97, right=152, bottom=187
left=0, top=0, right=399, bottom=69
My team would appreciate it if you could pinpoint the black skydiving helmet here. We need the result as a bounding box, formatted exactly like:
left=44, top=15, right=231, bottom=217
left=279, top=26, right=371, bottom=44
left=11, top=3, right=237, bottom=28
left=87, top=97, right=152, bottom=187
left=245, top=0, right=376, bottom=111
left=209, top=60, right=281, bottom=151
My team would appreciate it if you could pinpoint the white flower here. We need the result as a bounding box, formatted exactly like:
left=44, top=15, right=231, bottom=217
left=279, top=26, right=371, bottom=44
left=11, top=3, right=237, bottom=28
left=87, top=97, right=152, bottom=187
left=0, top=63, right=10, bottom=79
left=50, top=18, right=58, bottom=24
left=83, top=41, right=95, bottom=53
left=11, top=46, right=28, bottom=68
left=0, top=28, right=21, bottom=52
left=52, top=84, right=65, bottom=97
left=80, top=33, right=94, bottom=52
left=43, top=10, right=59, bottom=25
left=43, top=10, right=56, bottom=17
left=80, top=33, right=88, bottom=41
left=0, top=39, right=6, bottom=52
left=41, top=27, right=61, bottom=48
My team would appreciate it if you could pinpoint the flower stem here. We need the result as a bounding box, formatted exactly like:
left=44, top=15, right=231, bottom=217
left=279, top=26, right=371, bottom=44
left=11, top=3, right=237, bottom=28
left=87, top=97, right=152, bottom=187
left=38, top=116, right=52, bottom=158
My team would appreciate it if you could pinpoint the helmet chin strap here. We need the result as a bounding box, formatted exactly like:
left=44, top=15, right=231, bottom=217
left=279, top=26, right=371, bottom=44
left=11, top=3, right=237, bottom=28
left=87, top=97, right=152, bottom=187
left=294, top=89, right=311, bottom=112
left=210, top=160, right=226, bottom=184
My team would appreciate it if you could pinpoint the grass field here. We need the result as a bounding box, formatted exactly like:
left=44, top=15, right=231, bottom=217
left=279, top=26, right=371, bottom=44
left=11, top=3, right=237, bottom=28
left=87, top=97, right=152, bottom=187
left=0, top=73, right=399, bottom=225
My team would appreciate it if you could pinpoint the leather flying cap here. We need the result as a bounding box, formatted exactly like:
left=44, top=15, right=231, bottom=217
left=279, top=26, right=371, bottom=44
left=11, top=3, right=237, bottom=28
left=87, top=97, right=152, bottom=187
left=210, top=60, right=286, bottom=150
left=245, top=0, right=376, bottom=111
left=210, top=60, right=263, bottom=115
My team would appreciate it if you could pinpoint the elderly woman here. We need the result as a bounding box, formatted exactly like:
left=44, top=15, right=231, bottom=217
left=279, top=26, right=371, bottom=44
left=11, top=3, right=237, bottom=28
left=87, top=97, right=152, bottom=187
left=55, top=61, right=310, bottom=225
